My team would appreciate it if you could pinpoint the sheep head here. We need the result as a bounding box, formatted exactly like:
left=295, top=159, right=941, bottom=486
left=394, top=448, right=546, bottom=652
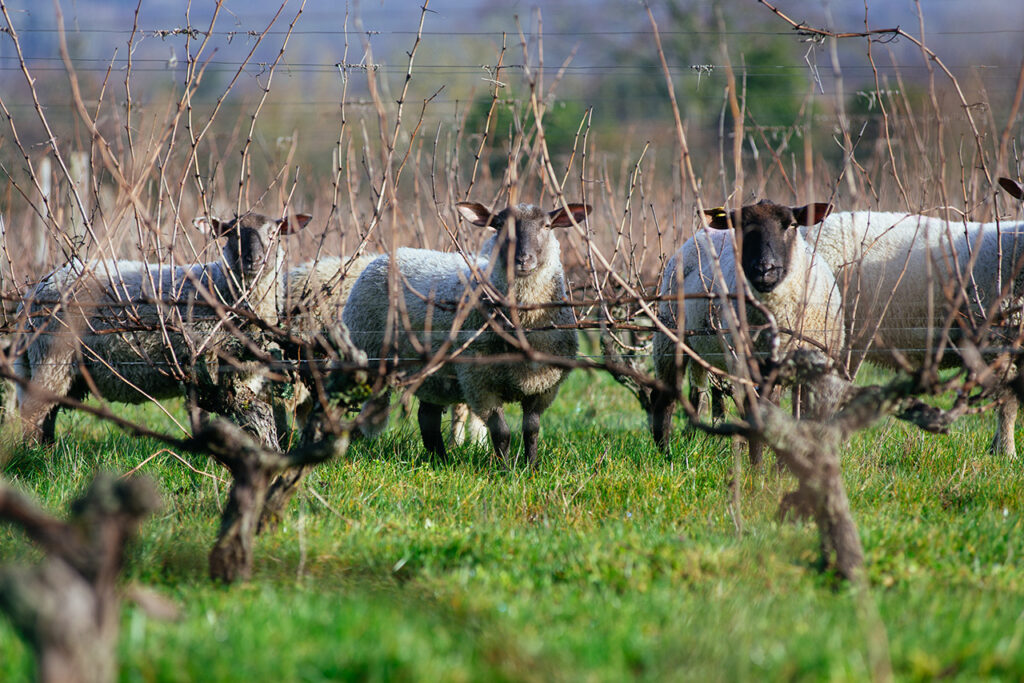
left=194, top=212, right=312, bottom=279
left=456, top=201, right=590, bottom=277
left=703, top=200, right=831, bottom=293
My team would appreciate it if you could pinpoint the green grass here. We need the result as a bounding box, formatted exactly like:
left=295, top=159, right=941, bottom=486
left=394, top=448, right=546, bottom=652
left=3, top=369, right=1024, bottom=681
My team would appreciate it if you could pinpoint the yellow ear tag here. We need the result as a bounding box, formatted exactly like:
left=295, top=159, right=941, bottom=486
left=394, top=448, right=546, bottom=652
left=710, top=208, right=727, bottom=219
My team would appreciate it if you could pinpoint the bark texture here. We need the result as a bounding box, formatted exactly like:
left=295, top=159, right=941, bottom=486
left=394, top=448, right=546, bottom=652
left=197, top=324, right=369, bottom=582
left=761, top=350, right=966, bottom=579
left=258, top=325, right=370, bottom=532
left=0, top=474, right=160, bottom=683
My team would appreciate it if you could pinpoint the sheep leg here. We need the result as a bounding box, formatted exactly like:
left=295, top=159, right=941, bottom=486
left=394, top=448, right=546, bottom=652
left=520, top=390, right=558, bottom=468
left=20, top=357, right=74, bottom=444
left=39, top=406, right=60, bottom=444
left=991, top=392, right=1019, bottom=459
left=417, top=401, right=447, bottom=461
left=650, top=353, right=687, bottom=454
left=486, top=408, right=512, bottom=463
left=357, top=392, right=392, bottom=439
left=736, top=391, right=764, bottom=468
left=650, top=388, right=676, bottom=456
left=521, top=401, right=543, bottom=468
left=16, top=401, right=58, bottom=444
left=711, top=386, right=726, bottom=422
left=693, top=364, right=726, bottom=424
left=465, top=410, right=488, bottom=446
left=522, top=409, right=541, bottom=467
left=450, top=403, right=469, bottom=445
left=451, top=403, right=488, bottom=447
left=688, top=383, right=705, bottom=420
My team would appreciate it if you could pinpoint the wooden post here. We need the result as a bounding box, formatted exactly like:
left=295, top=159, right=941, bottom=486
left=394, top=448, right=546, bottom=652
left=35, top=156, right=52, bottom=267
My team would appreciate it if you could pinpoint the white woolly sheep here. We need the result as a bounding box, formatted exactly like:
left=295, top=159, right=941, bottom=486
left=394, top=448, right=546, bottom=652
left=281, top=255, right=378, bottom=333
left=274, top=254, right=377, bottom=433
left=343, top=201, right=590, bottom=465
left=650, top=200, right=844, bottom=460
left=802, top=182, right=1024, bottom=457
left=16, top=211, right=311, bottom=442
left=276, top=254, right=487, bottom=446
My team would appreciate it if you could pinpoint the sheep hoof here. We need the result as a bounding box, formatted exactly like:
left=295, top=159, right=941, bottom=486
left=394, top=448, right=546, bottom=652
left=990, top=433, right=1017, bottom=460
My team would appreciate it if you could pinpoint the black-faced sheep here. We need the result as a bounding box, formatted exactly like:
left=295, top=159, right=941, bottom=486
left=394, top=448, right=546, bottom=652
left=650, top=200, right=842, bottom=457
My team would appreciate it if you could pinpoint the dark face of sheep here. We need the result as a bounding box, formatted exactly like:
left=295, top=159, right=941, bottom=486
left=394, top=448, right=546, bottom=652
left=704, top=200, right=831, bottom=293
left=456, top=202, right=591, bottom=277
left=193, top=212, right=312, bottom=278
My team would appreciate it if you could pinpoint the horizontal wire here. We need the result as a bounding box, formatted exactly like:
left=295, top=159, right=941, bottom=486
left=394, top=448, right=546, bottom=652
left=0, top=100, right=1016, bottom=124
left=0, top=56, right=1010, bottom=71
left=6, top=26, right=1024, bottom=37
left=0, top=64, right=1013, bottom=78
left=2, top=75, right=1021, bottom=101
left=1, top=25, right=1019, bottom=36
left=12, top=346, right=1024, bottom=369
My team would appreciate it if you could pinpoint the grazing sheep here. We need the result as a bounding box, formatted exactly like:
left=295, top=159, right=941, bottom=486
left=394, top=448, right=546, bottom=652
left=650, top=200, right=843, bottom=458
left=343, top=201, right=589, bottom=465
left=802, top=182, right=1024, bottom=456
left=16, top=211, right=311, bottom=443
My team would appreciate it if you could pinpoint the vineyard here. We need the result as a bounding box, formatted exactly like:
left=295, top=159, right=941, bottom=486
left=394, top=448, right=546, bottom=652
left=2, top=0, right=1024, bottom=680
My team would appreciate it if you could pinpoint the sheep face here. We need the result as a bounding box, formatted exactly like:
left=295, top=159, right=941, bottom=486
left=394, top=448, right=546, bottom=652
left=194, top=212, right=312, bottom=279
left=456, top=202, right=590, bottom=277
left=703, top=200, right=831, bottom=293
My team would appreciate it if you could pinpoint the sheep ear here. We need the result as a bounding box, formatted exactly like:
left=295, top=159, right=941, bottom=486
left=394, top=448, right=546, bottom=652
left=456, top=202, right=500, bottom=227
left=999, top=177, right=1024, bottom=201
left=702, top=207, right=734, bottom=230
left=549, top=203, right=591, bottom=228
left=278, top=213, right=313, bottom=234
left=193, top=216, right=226, bottom=236
left=792, top=202, right=833, bottom=226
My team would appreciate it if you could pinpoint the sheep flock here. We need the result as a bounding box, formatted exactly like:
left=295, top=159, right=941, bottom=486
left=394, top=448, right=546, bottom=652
left=5, top=183, right=1024, bottom=466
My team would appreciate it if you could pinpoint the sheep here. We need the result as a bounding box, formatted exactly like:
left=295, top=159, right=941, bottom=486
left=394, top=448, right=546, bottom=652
left=281, top=255, right=378, bottom=333
left=16, top=210, right=311, bottom=443
left=275, top=255, right=488, bottom=446
left=801, top=182, right=1024, bottom=457
left=271, top=254, right=377, bottom=436
left=343, top=200, right=590, bottom=465
left=650, top=200, right=843, bottom=458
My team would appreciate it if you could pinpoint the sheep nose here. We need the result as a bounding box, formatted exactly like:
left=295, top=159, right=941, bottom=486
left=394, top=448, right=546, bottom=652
left=515, top=256, right=537, bottom=273
left=749, top=260, right=783, bottom=291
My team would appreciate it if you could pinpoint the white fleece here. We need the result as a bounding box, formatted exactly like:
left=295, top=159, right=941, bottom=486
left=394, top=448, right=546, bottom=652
left=654, top=227, right=845, bottom=383
left=19, top=241, right=286, bottom=408
left=803, top=211, right=1024, bottom=366
left=343, top=229, right=578, bottom=420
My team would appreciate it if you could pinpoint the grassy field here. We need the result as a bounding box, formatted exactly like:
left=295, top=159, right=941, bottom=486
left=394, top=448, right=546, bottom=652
left=2, top=367, right=1024, bottom=682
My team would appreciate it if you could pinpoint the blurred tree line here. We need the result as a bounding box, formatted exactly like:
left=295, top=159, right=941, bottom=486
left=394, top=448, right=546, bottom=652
left=461, top=0, right=967, bottom=186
